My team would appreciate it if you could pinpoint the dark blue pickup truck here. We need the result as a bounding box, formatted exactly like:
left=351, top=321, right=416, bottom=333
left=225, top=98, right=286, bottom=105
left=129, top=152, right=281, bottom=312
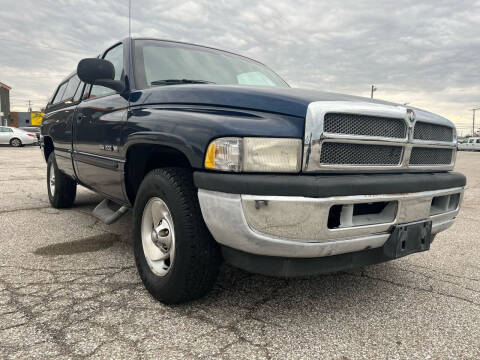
left=41, top=38, right=465, bottom=304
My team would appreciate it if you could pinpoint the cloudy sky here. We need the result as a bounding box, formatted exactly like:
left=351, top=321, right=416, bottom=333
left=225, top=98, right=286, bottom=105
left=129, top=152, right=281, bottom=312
left=0, top=0, right=479, bottom=134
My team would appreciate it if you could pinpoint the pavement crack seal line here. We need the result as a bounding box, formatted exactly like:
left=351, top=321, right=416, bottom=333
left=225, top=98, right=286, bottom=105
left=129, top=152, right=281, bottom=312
left=177, top=279, right=290, bottom=358
left=0, top=178, right=41, bottom=182
left=217, top=280, right=291, bottom=358
left=342, top=271, right=480, bottom=309
left=0, top=276, right=74, bottom=357
left=460, top=216, right=480, bottom=223
left=392, top=264, right=480, bottom=291
left=0, top=206, right=52, bottom=214
left=0, top=265, right=144, bottom=358
left=406, top=262, right=480, bottom=282
left=0, top=322, right=29, bottom=332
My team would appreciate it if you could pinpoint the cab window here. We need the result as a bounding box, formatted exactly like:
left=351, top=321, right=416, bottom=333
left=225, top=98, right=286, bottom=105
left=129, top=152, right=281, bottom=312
left=61, top=75, right=81, bottom=102
left=89, top=44, right=124, bottom=99
left=52, top=82, right=68, bottom=104
left=73, top=82, right=86, bottom=102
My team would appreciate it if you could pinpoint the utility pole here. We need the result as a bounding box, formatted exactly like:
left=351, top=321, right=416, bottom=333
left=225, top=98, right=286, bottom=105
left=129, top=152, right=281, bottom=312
left=27, top=100, right=32, bottom=112
left=370, top=85, right=377, bottom=99
left=471, top=107, right=480, bottom=136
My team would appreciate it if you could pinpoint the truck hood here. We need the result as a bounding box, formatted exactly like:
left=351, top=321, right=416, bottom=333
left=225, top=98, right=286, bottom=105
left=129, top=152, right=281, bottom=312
left=132, top=85, right=453, bottom=126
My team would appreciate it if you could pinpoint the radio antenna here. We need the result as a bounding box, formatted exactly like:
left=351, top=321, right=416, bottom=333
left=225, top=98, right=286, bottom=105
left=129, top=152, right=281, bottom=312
left=128, top=0, right=131, bottom=38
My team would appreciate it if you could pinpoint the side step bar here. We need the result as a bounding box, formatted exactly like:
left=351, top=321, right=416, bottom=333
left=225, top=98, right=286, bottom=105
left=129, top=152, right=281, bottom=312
left=93, top=199, right=130, bottom=225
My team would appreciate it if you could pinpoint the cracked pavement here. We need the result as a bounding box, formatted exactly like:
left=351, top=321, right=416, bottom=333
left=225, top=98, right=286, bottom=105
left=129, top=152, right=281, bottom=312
left=0, top=146, right=479, bottom=359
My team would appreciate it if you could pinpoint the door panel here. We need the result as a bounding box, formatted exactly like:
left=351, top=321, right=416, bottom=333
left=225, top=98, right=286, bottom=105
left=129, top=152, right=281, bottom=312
left=72, top=42, right=128, bottom=203
left=42, top=106, right=77, bottom=177
left=73, top=94, right=128, bottom=201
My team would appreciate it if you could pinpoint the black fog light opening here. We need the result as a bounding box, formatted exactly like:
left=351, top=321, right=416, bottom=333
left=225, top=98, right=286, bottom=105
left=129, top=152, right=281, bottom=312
left=430, top=193, right=460, bottom=215
left=328, top=201, right=397, bottom=229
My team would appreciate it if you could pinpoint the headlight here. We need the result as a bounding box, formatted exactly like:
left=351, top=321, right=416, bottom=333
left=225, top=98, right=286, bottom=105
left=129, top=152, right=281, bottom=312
left=204, top=137, right=302, bottom=173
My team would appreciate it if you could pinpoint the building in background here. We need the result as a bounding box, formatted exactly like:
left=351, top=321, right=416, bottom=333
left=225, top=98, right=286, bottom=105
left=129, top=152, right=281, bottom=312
left=0, top=82, right=11, bottom=126
left=10, top=112, right=32, bottom=127
left=10, top=111, right=44, bottom=127
left=30, top=111, right=44, bottom=126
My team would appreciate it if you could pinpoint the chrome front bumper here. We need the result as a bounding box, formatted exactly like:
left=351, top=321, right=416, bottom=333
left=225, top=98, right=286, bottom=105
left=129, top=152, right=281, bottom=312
left=198, top=187, right=463, bottom=258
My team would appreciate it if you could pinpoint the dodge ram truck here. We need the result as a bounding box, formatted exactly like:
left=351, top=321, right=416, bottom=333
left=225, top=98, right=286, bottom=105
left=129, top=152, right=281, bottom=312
left=41, top=38, right=466, bottom=304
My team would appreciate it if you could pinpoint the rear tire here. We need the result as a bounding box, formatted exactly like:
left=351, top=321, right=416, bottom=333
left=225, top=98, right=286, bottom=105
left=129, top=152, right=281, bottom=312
left=47, top=153, right=77, bottom=208
left=10, top=138, right=22, bottom=147
left=133, top=168, right=221, bottom=304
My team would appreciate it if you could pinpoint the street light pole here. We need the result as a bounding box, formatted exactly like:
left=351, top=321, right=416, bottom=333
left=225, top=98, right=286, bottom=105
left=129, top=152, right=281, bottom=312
left=471, top=107, right=480, bottom=136
left=370, top=85, right=377, bottom=99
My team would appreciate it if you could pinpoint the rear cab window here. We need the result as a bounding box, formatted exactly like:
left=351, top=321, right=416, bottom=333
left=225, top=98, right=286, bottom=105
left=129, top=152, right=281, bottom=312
left=60, top=75, right=81, bottom=102
left=51, top=82, right=68, bottom=104
left=47, top=74, right=85, bottom=111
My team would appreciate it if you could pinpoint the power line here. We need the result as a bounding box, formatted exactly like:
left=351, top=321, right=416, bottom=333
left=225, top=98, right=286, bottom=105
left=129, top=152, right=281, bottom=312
left=10, top=99, right=46, bottom=102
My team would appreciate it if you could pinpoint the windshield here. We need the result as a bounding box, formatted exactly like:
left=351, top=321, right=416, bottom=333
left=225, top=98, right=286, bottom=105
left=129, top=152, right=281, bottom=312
left=133, top=40, right=289, bottom=89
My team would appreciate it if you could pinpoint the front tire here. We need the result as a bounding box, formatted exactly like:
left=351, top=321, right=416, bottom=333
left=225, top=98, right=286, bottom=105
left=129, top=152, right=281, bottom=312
left=10, top=138, right=22, bottom=147
left=133, top=168, right=221, bottom=304
left=47, top=153, right=77, bottom=208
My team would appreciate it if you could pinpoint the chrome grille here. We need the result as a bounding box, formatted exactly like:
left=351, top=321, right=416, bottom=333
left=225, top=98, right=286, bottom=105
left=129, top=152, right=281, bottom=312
left=303, top=101, right=457, bottom=172
left=413, top=122, right=453, bottom=142
left=324, top=113, right=407, bottom=139
left=320, top=143, right=402, bottom=166
left=409, top=147, right=453, bottom=165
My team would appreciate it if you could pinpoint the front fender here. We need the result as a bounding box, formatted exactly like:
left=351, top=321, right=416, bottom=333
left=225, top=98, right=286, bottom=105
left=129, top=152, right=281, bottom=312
left=123, top=105, right=305, bottom=168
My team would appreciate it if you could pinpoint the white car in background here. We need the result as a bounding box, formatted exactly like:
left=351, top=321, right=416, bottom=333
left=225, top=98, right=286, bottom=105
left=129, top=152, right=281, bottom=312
left=457, top=139, right=470, bottom=151
left=0, top=126, right=38, bottom=147
left=469, top=137, right=480, bottom=151
left=459, top=137, right=480, bottom=151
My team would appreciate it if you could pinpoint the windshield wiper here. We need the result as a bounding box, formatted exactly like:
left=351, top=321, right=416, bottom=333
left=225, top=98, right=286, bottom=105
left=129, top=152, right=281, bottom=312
left=151, top=79, right=216, bottom=86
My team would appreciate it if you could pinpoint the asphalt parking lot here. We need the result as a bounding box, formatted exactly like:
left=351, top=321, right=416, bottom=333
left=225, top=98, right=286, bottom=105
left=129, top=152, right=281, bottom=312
left=0, top=146, right=479, bottom=359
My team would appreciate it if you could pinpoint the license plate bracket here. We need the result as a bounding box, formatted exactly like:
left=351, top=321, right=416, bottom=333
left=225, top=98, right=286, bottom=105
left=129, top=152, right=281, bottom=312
left=383, top=220, right=432, bottom=259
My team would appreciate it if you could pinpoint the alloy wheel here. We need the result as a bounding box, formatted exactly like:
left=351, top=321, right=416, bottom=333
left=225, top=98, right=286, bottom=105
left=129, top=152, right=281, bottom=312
left=141, top=197, right=175, bottom=276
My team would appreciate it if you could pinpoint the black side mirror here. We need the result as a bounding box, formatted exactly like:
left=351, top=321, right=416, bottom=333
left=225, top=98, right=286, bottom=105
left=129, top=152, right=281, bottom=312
left=77, top=58, right=125, bottom=93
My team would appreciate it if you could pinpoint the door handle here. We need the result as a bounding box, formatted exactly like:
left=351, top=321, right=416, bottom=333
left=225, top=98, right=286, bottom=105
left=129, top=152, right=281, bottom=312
left=77, top=114, right=86, bottom=122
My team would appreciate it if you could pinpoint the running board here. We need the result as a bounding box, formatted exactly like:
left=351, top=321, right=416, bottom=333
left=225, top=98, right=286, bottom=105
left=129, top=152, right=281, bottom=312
left=93, top=199, right=129, bottom=225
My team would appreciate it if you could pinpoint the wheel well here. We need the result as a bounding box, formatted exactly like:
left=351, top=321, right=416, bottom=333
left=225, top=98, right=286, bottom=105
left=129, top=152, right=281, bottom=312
left=43, top=137, right=54, bottom=162
left=125, top=144, right=192, bottom=204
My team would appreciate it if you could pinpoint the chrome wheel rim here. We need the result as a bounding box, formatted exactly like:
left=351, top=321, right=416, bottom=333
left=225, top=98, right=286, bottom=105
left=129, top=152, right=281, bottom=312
left=11, top=139, right=20, bottom=147
left=141, top=197, right=175, bottom=276
left=49, top=163, right=56, bottom=195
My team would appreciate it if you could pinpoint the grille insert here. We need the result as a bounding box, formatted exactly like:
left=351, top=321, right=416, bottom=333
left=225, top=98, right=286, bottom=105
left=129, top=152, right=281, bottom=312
left=320, top=142, right=403, bottom=166
left=324, top=113, right=407, bottom=139
left=409, top=147, right=453, bottom=165
left=413, top=122, right=453, bottom=142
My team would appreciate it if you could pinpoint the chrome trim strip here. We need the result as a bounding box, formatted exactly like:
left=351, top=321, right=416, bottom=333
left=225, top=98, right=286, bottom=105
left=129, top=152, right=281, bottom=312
left=303, top=101, right=456, bottom=172
left=74, top=151, right=126, bottom=163
left=198, top=187, right=463, bottom=258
